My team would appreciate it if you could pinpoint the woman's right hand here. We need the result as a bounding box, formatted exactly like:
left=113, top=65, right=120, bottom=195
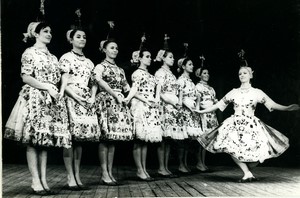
left=115, top=94, right=124, bottom=104
left=45, top=84, right=59, bottom=99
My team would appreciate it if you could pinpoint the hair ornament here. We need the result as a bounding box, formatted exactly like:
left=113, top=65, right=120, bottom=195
left=23, top=22, right=40, bottom=43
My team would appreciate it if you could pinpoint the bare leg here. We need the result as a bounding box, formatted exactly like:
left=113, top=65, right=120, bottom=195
left=196, top=146, right=206, bottom=171
left=39, top=149, right=49, bottom=190
left=63, top=148, right=77, bottom=186
left=178, top=142, right=188, bottom=172
left=107, top=143, right=116, bottom=182
left=157, top=141, right=168, bottom=175
left=247, top=162, right=259, bottom=170
left=98, top=143, right=112, bottom=182
left=26, top=146, right=43, bottom=191
left=141, top=144, right=150, bottom=178
left=231, top=156, right=254, bottom=179
left=74, top=145, right=83, bottom=185
left=165, top=142, right=172, bottom=174
left=133, top=142, right=147, bottom=179
left=201, top=149, right=208, bottom=169
left=184, top=148, right=190, bottom=172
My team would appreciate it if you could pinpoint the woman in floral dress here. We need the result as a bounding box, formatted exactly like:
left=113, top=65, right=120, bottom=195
left=124, top=49, right=162, bottom=181
left=155, top=50, right=187, bottom=177
left=195, top=67, right=219, bottom=172
left=59, top=28, right=100, bottom=190
left=4, top=22, right=71, bottom=195
left=196, top=66, right=299, bottom=182
left=92, top=39, right=133, bottom=185
left=176, top=58, right=202, bottom=173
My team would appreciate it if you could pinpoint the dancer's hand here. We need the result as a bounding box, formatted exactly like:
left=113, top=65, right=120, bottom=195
left=287, top=104, right=300, bottom=111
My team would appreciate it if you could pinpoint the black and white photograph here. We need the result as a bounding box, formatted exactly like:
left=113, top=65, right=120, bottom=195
left=2, top=0, right=300, bottom=197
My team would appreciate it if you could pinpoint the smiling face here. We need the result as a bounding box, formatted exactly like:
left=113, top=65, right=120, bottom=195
left=139, top=51, right=151, bottom=67
left=36, top=26, right=52, bottom=44
left=71, top=30, right=86, bottom=49
left=200, top=69, right=210, bottom=82
left=163, top=52, right=174, bottom=67
left=183, top=60, right=194, bottom=73
left=104, top=42, right=118, bottom=59
left=239, top=67, right=252, bottom=83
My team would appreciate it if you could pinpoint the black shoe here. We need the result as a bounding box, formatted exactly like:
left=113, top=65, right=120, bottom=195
left=78, top=184, right=91, bottom=190
left=31, top=188, right=47, bottom=196
left=44, top=188, right=58, bottom=195
left=65, top=185, right=81, bottom=191
left=100, top=179, right=118, bottom=186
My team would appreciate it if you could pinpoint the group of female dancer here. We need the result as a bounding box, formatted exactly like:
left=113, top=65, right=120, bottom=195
left=4, top=21, right=299, bottom=195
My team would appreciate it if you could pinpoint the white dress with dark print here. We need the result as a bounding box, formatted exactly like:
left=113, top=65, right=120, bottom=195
left=92, top=61, right=133, bottom=141
left=155, top=67, right=187, bottom=140
left=177, top=75, right=202, bottom=138
left=195, top=81, right=219, bottom=134
left=5, top=47, right=71, bottom=148
left=198, top=87, right=289, bottom=163
left=130, top=69, right=162, bottom=142
left=59, top=52, right=101, bottom=142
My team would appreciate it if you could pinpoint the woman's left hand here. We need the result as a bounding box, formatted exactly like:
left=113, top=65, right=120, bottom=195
left=288, top=104, right=300, bottom=111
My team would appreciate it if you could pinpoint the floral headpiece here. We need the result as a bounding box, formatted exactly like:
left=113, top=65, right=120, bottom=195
left=23, top=22, right=40, bottom=43
left=195, top=55, right=206, bottom=78
left=155, top=34, right=170, bottom=62
left=66, top=9, right=83, bottom=43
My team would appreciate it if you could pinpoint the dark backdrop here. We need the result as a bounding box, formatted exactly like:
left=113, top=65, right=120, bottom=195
left=2, top=0, right=300, bottom=167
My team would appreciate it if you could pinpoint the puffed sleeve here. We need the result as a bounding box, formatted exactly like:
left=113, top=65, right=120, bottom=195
left=21, top=50, right=35, bottom=76
left=91, top=64, right=104, bottom=82
left=216, top=89, right=235, bottom=111
left=131, top=70, right=142, bottom=88
left=176, top=77, right=185, bottom=90
left=155, top=69, right=165, bottom=86
left=256, top=89, right=276, bottom=112
left=58, top=54, right=71, bottom=73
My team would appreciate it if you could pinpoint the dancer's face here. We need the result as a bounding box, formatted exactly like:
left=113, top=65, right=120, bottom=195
left=71, top=30, right=86, bottom=49
left=183, top=60, right=194, bottom=73
left=200, top=69, right=210, bottom=82
left=163, top=52, right=174, bottom=66
left=239, top=67, right=251, bottom=83
left=140, top=51, right=151, bottom=67
left=36, top=26, right=52, bottom=44
left=104, top=42, right=118, bottom=59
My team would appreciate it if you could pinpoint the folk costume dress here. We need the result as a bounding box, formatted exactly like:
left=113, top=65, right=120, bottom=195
left=130, top=69, right=162, bottom=142
left=155, top=67, right=187, bottom=140
left=59, top=51, right=100, bottom=142
left=198, top=87, right=290, bottom=163
left=177, top=75, right=202, bottom=138
left=195, top=81, right=219, bottom=134
left=4, top=47, right=71, bottom=148
left=92, top=60, right=133, bottom=141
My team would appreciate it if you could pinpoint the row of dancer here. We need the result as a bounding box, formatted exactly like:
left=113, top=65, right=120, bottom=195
left=4, top=22, right=299, bottom=196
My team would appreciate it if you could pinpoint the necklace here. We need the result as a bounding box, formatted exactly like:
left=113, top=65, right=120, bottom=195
left=138, top=67, right=148, bottom=72
left=239, top=86, right=251, bottom=93
left=71, top=50, right=84, bottom=57
left=200, top=80, right=208, bottom=85
left=161, top=65, right=172, bottom=74
left=104, top=59, right=115, bottom=65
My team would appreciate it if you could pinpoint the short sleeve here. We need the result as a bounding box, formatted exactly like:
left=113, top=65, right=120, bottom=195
left=177, top=78, right=185, bottom=90
left=59, top=54, right=71, bottom=73
left=91, top=64, right=104, bottom=82
left=256, top=89, right=276, bottom=112
left=217, top=89, right=235, bottom=111
left=155, top=69, right=165, bottom=85
left=131, top=70, right=142, bottom=88
left=21, top=51, right=35, bottom=76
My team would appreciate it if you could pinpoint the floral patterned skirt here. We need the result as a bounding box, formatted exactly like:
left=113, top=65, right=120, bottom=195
left=65, top=84, right=101, bottom=142
left=200, top=112, right=219, bottom=134
left=95, top=91, right=133, bottom=141
left=131, top=98, right=162, bottom=143
left=178, top=106, right=203, bottom=138
left=197, top=114, right=289, bottom=163
left=159, top=100, right=187, bottom=140
left=4, top=86, right=71, bottom=148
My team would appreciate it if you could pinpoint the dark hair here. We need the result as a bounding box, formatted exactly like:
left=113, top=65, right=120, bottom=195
left=182, top=57, right=191, bottom=67
left=102, top=38, right=117, bottom=50
left=69, top=28, right=86, bottom=39
left=162, top=50, right=172, bottom=58
left=139, top=48, right=150, bottom=58
left=34, top=22, right=51, bottom=34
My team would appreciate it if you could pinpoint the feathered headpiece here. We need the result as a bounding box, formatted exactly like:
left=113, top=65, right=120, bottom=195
left=195, top=55, right=206, bottom=78
left=238, top=49, right=253, bottom=78
left=155, top=33, right=170, bottom=62
left=23, top=0, right=46, bottom=42
left=99, top=21, right=115, bottom=52
left=66, top=8, right=83, bottom=43
left=131, top=33, right=146, bottom=63
left=177, top=43, right=189, bottom=70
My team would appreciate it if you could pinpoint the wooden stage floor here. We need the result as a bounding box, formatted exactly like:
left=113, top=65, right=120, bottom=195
left=3, top=164, right=300, bottom=197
